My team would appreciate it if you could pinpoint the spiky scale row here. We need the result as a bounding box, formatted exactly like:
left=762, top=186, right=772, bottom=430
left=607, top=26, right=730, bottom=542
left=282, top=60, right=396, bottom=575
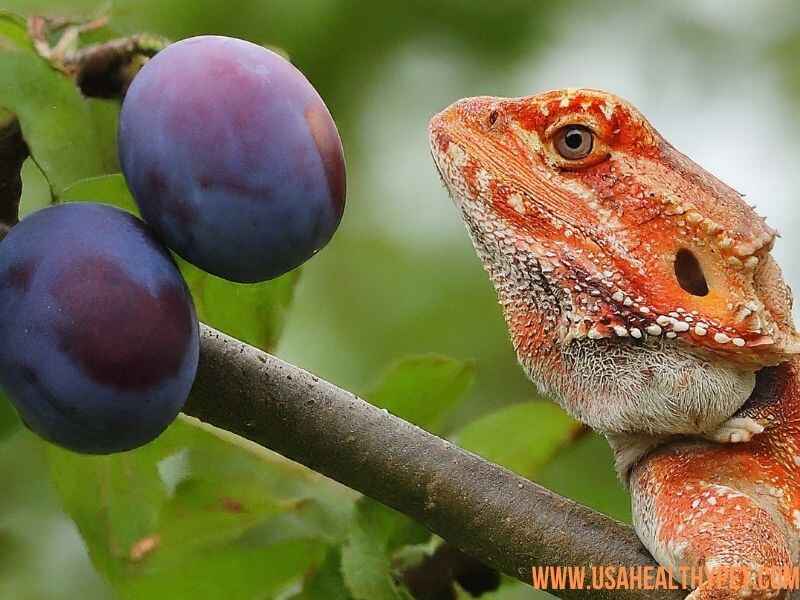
left=449, top=177, right=762, bottom=359
left=431, top=93, right=797, bottom=366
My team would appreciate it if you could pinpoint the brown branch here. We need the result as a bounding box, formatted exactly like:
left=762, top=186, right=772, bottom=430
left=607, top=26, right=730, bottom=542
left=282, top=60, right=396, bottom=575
left=186, top=325, right=682, bottom=600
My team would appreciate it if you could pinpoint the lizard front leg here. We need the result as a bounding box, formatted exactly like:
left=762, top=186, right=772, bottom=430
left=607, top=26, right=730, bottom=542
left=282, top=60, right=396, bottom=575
left=631, top=362, right=800, bottom=599
left=704, top=416, right=764, bottom=444
left=705, top=365, right=788, bottom=445
left=632, top=443, right=792, bottom=599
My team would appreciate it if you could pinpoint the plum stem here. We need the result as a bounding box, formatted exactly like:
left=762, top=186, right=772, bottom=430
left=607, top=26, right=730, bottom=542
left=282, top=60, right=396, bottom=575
left=28, top=14, right=170, bottom=98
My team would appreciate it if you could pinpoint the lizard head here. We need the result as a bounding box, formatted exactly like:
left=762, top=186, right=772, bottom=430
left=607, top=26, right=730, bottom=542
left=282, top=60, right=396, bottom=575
left=429, top=88, right=800, bottom=435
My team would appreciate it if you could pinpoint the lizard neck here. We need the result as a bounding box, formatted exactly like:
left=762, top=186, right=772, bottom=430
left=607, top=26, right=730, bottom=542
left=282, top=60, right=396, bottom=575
left=611, top=358, right=800, bottom=483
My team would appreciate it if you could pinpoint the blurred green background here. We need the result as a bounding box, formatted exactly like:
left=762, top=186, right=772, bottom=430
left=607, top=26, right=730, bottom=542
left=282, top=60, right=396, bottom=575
left=2, top=1, right=800, bottom=599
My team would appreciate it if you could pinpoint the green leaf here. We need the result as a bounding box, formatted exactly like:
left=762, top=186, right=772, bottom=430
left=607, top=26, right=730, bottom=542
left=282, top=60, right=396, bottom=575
left=87, top=98, right=122, bottom=173
left=294, top=547, right=354, bottom=600
left=366, top=355, right=475, bottom=434
left=0, top=12, right=31, bottom=50
left=453, top=402, right=580, bottom=479
left=178, top=256, right=300, bottom=352
left=341, top=499, right=418, bottom=600
left=0, top=22, right=106, bottom=196
left=0, top=429, right=113, bottom=600
left=536, top=432, right=631, bottom=522
left=0, top=390, right=19, bottom=440
left=47, top=417, right=358, bottom=599
left=319, top=356, right=476, bottom=600
left=61, top=173, right=300, bottom=351
left=46, top=438, right=171, bottom=579
left=61, top=173, right=138, bottom=213
left=122, top=539, right=321, bottom=600
left=18, top=158, right=52, bottom=218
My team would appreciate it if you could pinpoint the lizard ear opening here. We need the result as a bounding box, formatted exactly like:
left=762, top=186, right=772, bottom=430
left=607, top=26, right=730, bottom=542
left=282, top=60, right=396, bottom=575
left=674, top=249, right=709, bottom=296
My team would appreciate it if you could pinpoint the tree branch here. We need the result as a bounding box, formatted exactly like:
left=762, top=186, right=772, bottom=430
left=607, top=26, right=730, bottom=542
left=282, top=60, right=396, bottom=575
left=186, top=325, right=682, bottom=600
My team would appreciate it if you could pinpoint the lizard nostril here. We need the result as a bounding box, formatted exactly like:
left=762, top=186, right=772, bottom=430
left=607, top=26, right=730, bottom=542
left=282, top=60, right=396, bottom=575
left=674, top=249, right=709, bottom=296
left=487, top=110, right=499, bottom=127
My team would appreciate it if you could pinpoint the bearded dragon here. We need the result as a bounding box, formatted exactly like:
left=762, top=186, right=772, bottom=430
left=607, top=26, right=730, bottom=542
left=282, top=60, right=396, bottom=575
left=429, top=88, right=800, bottom=599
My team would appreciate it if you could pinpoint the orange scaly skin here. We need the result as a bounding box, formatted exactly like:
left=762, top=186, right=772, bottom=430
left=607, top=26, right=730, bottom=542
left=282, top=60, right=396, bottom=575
left=429, top=89, right=800, bottom=598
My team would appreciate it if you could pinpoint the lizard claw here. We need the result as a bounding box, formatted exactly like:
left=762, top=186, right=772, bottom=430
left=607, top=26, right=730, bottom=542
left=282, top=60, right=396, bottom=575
left=706, top=417, right=764, bottom=444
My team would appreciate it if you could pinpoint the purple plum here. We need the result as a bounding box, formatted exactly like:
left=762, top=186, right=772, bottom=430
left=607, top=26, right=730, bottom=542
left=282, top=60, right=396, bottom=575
left=118, top=35, right=346, bottom=283
left=0, top=203, right=199, bottom=453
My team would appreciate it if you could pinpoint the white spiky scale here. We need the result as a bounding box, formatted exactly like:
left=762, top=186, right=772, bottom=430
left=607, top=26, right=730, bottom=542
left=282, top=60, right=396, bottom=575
left=672, top=321, right=690, bottom=333
left=609, top=325, right=627, bottom=337
left=646, top=324, right=662, bottom=336
left=727, top=256, right=743, bottom=269
left=714, top=332, right=731, bottom=344
left=507, top=193, right=526, bottom=214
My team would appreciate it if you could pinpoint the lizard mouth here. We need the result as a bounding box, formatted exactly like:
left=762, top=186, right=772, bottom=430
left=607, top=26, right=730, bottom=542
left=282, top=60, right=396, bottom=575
left=428, top=117, right=464, bottom=209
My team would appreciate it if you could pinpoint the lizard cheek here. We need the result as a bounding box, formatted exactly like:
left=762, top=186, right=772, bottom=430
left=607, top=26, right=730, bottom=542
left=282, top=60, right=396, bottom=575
left=674, top=248, right=709, bottom=297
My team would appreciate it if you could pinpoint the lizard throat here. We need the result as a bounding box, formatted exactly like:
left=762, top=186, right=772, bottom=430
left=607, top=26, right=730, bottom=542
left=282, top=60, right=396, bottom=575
left=455, top=195, right=757, bottom=443
left=458, top=200, right=570, bottom=362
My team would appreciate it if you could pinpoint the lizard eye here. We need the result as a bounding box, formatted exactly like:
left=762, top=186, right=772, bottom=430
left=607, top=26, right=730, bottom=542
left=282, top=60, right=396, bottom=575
left=554, top=125, right=594, bottom=160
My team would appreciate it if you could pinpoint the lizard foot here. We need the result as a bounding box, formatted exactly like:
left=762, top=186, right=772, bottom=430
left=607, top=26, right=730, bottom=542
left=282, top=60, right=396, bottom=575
left=705, top=417, right=764, bottom=444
